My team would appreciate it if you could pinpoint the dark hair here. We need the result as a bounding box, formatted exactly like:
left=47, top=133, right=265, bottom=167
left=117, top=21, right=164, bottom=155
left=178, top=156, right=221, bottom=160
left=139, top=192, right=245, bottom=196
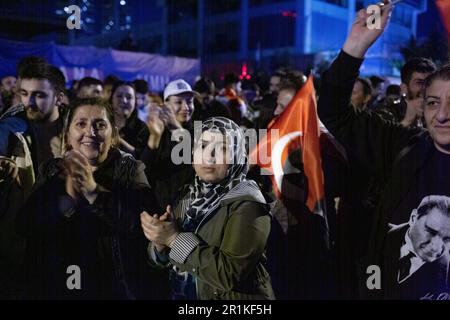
left=194, top=77, right=215, bottom=95
left=18, top=56, right=66, bottom=93
left=278, top=70, right=307, bottom=93
left=241, top=79, right=260, bottom=92
left=103, top=75, right=120, bottom=87
left=423, top=64, right=450, bottom=94
left=401, top=57, right=437, bottom=85
left=133, top=79, right=149, bottom=94
left=63, top=97, right=119, bottom=149
left=416, top=197, right=450, bottom=219
left=369, top=75, right=384, bottom=88
left=356, top=77, right=373, bottom=97
left=17, top=56, right=47, bottom=74
left=78, top=77, right=103, bottom=90
left=224, top=73, right=239, bottom=87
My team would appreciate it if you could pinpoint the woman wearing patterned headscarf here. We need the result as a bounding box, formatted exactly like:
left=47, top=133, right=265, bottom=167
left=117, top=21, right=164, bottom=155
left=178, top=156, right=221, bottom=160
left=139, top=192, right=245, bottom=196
left=141, top=117, right=275, bottom=300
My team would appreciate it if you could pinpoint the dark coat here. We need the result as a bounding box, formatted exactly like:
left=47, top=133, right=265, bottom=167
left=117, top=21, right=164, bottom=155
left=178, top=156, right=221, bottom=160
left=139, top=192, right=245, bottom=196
left=318, top=51, right=443, bottom=299
left=16, top=148, right=169, bottom=299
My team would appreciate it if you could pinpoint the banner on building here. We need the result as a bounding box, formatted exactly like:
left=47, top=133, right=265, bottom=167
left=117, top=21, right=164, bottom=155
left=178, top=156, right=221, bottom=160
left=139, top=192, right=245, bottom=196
left=0, top=38, right=200, bottom=92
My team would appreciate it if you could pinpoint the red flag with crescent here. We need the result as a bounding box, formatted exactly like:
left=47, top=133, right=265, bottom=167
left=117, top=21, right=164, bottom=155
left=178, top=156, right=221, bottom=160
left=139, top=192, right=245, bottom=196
left=250, top=75, right=325, bottom=216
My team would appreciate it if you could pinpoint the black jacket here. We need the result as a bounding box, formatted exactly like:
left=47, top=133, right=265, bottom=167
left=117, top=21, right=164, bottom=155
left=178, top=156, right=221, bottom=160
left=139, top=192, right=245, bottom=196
left=140, top=124, right=195, bottom=211
left=119, top=110, right=149, bottom=159
left=318, top=51, right=439, bottom=299
left=16, top=148, right=169, bottom=299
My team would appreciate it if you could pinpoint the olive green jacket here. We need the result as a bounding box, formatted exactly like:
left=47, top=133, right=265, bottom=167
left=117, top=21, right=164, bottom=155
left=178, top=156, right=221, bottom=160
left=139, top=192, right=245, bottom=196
left=149, top=179, right=275, bottom=300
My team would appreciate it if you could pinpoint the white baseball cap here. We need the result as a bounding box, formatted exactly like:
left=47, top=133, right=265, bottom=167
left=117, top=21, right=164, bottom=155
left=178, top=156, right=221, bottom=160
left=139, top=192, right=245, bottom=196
left=163, top=79, right=197, bottom=101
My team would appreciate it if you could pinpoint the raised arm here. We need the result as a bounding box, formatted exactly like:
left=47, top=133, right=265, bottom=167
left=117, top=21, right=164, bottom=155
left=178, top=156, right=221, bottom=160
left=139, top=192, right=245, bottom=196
left=317, top=1, right=421, bottom=181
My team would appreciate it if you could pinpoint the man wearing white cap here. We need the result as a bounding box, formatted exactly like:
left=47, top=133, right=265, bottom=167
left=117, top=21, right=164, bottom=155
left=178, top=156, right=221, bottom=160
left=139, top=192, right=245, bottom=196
left=163, top=79, right=197, bottom=128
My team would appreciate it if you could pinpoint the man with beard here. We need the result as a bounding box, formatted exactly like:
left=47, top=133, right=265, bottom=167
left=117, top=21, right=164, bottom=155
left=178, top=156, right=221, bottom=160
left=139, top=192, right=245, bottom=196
left=399, top=58, right=437, bottom=127
left=0, top=76, right=18, bottom=116
left=0, top=56, right=65, bottom=298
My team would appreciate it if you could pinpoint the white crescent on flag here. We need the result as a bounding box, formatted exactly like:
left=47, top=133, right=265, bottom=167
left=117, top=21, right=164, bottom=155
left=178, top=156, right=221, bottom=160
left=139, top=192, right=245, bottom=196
left=271, top=131, right=303, bottom=193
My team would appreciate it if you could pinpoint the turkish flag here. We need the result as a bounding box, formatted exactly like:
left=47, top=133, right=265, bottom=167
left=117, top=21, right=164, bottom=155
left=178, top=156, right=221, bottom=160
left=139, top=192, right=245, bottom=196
left=250, top=76, right=325, bottom=216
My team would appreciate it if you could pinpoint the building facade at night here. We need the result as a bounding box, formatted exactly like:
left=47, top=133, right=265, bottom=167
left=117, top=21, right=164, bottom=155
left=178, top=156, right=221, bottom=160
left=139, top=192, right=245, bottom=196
left=0, top=0, right=429, bottom=79
left=161, top=0, right=427, bottom=78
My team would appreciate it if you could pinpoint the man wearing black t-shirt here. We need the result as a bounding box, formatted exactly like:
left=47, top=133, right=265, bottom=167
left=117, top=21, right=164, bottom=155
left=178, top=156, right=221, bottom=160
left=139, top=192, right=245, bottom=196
left=318, top=1, right=450, bottom=299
